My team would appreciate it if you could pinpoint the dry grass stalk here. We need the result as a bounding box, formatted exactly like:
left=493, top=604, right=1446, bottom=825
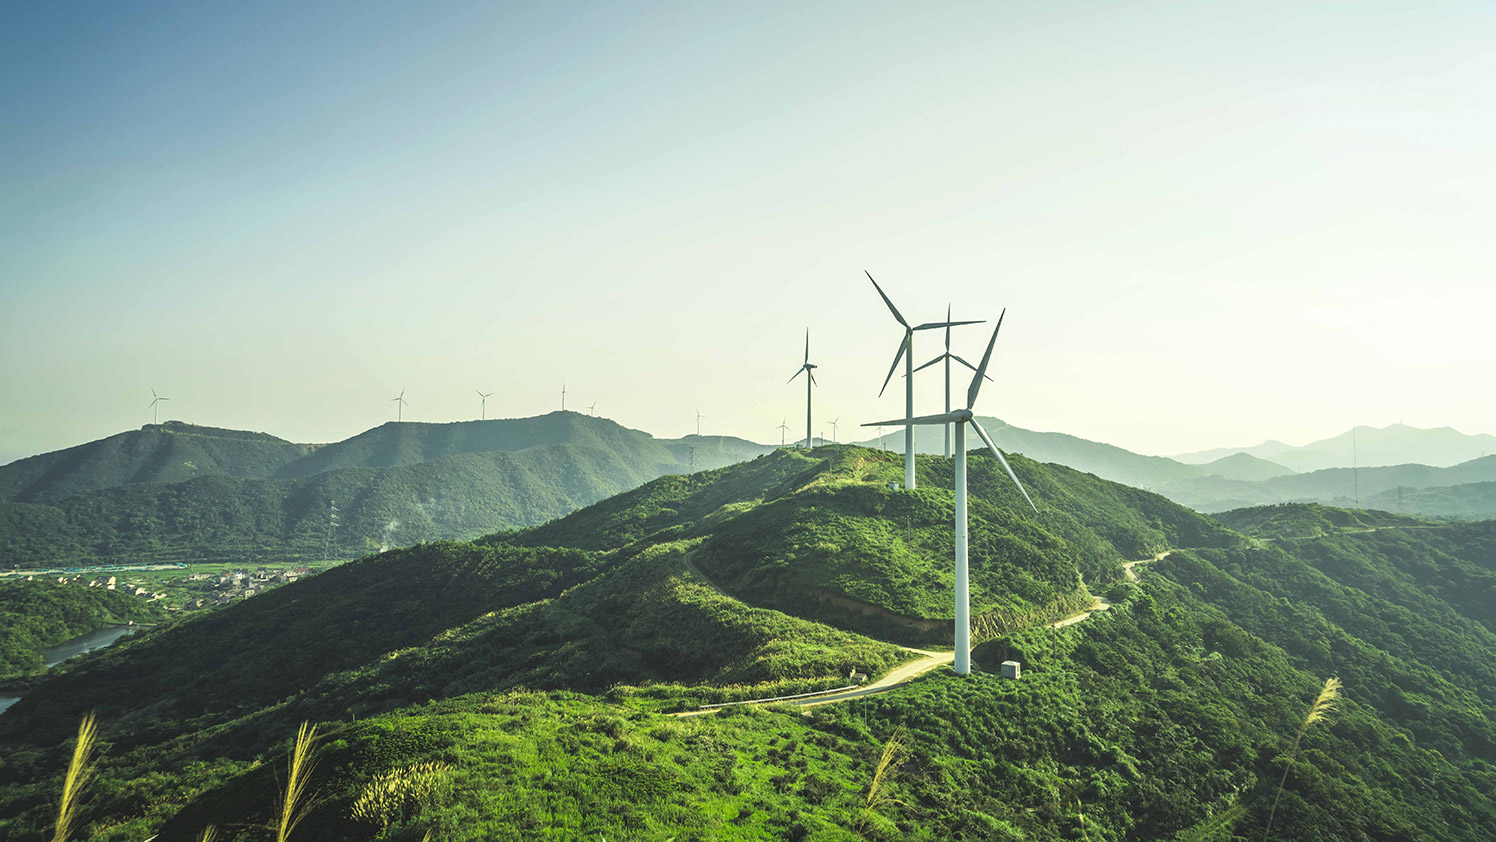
left=49, top=712, right=100, bottom=842
left=274, top=721, right=320, bottom=842
left=857, top=726, right=908, bottom=835
left=197, top=826, right=219, bottom=842
left=1261, top=677, right=1341, bottom=841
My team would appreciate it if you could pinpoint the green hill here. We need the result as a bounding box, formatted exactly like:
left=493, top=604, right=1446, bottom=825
left=0, top=415, right=773, bottom=568
left=1197, top=451, right=1296, bottom=481
left=1, top=446, right=1494, bottom=842
left=1363, top=480, right=1496, bottom=521
left=0, top=580, right=170, bottom=682
left=0, top=422, right=316, bottom=505
left=1214, top=503, right=1436, bottom=540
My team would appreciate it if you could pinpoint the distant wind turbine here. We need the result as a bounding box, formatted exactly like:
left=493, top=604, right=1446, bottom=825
left=777, top=418, right=790, bottom=447
left=149, top=388, right=170, bottom=424
left=912, top=304, right=992, bottom=459
left=390, top=388, right=409, bottom=422
left=696, top=409, right=705, bottom=436
left=560, top=382, right=567, bottom=412
left=787, top=328, right=818, bottom=447
left=476, top=390, right=493, bottom=421
left=589, top=401, right=598, bottom=416
left=830, top=417, right=840, bottom=443
left=867, top=272, right=982, bottom=488
left=863, top=311, right=1038, bottom=675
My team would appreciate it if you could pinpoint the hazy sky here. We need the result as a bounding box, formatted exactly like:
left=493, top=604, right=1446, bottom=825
left=3, top=1, right=1494, bottom=464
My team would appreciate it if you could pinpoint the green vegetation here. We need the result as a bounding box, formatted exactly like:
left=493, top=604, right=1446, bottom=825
left=0, top=445, right=1494, bottom=842
left=0, top=580, right=170, bottom=682
left=0, top=414, right=771, bottom=569
left=0, top=423, right=315, bottom=506
left=1215, top=502, right=1435, bottom=539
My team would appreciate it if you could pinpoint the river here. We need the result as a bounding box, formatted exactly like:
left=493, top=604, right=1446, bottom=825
left=0, top=625, right=140, bottom=716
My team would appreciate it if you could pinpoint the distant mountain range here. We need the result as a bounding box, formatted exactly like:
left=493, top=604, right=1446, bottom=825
left=7, top=415, right=1496, bottom=570
left=1174, top=423, right=1496, bottom=472
left=0, top=414, right=771, bottom=567
left=854, top=419, right=1496, bottom=518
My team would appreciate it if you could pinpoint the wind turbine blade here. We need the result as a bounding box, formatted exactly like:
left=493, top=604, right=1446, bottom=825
left=151, top=387, right=158, bottom=399
left=788, top=367, right=805, bottom=383
left=804, top=328, right=810, bottom=364
left=877, top=337, right=908, bottom=397
left=950, top=354, right=992, bottom=379
left=913, top=319, right=983, bottom=331
left=945, top=304, right=952, bottom=350
left=971, top=419, right=1038, bottom=514
left=911, top=355, right=944, bottom=374
left=865, top=271, right=909, bottom=327
left=809, top=370, right=818, bottom=386
left=967, top=309, right=1005, bottom=409
left=861, top=411, right=964, bottom=427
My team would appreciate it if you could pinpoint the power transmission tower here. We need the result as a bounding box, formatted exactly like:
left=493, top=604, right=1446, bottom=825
left=323, top=500, right=339, bottom=561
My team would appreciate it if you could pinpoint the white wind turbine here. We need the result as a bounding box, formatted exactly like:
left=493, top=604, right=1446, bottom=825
left=476, top=390, right=493, bottom=421
left=696, top=409, right=705, bottom=436
left=560, top=382, right=567, bottom=412
left=390, top=388, right=409, bottom=422
left=867, top=272, right=981, bottom=488
left=787, top=328, right=818, bottom=447
left=863, top=311, right=1038, bottom=675
left=589, top=401, right=598, bottom=416
left=911, top=304, right=991, bottom=458
left=149, top=388, right=170, bottom=424
left=777, top=418, right=790, bottom=447
left=830, top=417, right=840, bottom=443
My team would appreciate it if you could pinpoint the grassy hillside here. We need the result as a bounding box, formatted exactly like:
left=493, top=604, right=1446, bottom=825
left=0, top=580, right=170, bottom=682
left=1, top=446, right=1494, bottom=842
left=0, top=422, right=316, bottom=505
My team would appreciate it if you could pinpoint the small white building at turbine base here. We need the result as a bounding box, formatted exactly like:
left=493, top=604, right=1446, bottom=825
left=1000, top=660, right=1022, bottom=680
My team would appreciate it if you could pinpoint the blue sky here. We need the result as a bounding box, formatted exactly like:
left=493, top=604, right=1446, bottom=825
left=3, top=1, right=1494, bottom=462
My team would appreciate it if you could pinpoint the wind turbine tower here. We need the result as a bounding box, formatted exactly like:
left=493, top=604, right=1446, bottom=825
left=788, top=328, right=818, bottom=447
left=476, top=391, right=493, bottom=421
left=913, top=305, right=991, bottom=458
left=830, top=417, right=840, bottom=443
left=778, top=419, right=790, bottom=447
left=390, top=389, right=410, bottom=421
left=863, top=311, right=1038, bottom=675
left=589, top=401, right=598, bottom=416
left=560, top=383, right=567, bottom=412
left=867, top=272, right=981, bottom=488
left=148, top=388, right=170, bottom=424
left=696, top=409, right=705, bottom=436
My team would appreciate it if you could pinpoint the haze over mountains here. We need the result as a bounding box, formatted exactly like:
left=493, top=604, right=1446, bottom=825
left=7, top=415, right=1496, bottom=570
left=855, top=420, right=1496, bottom=518
left=1175, top=423, right=1496, bottom=471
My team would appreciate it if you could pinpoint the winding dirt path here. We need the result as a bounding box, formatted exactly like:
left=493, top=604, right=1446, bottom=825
left=673, top=547, right=1173, bottom=714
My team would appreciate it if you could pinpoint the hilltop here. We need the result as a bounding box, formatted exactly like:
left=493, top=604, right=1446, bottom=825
left=0, top=422, right=317, bottom=505
left=1, top=445, right=1493, bottom=841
